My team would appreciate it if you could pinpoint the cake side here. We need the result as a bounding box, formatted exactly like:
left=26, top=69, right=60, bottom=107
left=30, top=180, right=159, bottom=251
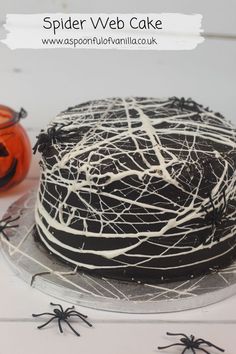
left=34, top=97, right=236, bottom=282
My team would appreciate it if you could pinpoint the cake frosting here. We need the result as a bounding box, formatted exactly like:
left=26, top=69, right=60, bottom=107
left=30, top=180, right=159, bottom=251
left=34, top=97, right=236, bottom=282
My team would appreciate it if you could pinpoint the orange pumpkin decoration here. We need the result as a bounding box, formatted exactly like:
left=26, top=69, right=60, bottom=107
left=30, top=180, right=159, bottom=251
left=0, top=105, right=31, bottom=191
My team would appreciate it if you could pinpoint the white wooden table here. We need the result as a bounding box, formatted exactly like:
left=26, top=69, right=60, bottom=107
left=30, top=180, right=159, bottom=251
left=0, top=0, right=236, bottom=353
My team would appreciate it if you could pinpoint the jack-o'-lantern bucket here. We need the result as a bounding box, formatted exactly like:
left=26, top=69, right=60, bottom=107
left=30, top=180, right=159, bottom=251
left=0, top=105, right=31, bottom=192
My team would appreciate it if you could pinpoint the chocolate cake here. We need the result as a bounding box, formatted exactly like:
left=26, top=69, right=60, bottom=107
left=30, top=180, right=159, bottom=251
left=34, top=97, right=236, bottom=282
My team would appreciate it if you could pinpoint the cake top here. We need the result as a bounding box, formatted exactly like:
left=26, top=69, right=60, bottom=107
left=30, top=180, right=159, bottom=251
left=35, top=97, right=236, bottom=220
left=34, top=97, right=236, bottom=201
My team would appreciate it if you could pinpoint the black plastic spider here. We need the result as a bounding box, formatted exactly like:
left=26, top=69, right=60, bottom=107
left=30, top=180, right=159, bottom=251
left=32, top=302, right=92, bottom=336
left=202, top=190, right=228, bottom=229
left=33, top=126, right=65, bottom=154
left=170, top=97, right=202, bottom=113
left=33, top=123, right=79, bottom=155
left=0, top=215, right=20, bottom=241
left=158, top=332, right=224, bottom=354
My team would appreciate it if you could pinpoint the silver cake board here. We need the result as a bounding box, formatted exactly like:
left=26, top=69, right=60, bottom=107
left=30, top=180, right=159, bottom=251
left=1, top=189, right=236, bottom=314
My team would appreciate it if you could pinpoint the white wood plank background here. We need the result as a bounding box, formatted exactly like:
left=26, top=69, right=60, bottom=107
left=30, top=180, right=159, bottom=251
left=0, top=39, right=235, bottom=126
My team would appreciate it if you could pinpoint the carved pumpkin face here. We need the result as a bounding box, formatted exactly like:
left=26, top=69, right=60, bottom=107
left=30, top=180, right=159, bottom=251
left=0, top=105, right=31, bottom=191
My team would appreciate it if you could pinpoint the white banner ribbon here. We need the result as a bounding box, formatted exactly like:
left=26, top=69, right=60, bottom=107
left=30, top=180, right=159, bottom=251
left=2, top=13, right=204, bottom=50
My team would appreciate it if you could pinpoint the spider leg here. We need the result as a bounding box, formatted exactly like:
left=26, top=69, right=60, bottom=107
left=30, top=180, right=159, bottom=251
left=50, top=303, right=63, bottom=312
left=33, top=140, right=40, bottom=154
left=180, top=97, right=187, bottom=110
left=66, top=310, right=88, bottom=318
left=63, top=121, right=73, bottom=129
left=4, top=224, right=19, bottom=229
left=68, top=313, right=92, bottom=327
left=37, top=316, right=57, bottom=329
left=170, top=97, right=177, bottom=107
left=194, top=339, right=204, bottom=344
left=181, top=348, right=190, bottom=354
left=166, top=332, right=189, bottom=339
left=1, top=230, right=9, bottom=241
left=5, top=215, right=20, bottom=224
left=56, top=124, right=65, bottom=133
left=64, top=319, right=80, bottom=336
left=195, top=339, right=224, bottom=352
left=158, top=343, right=184, bottom=350
left=58, top=319, right=63, bottom=333
left=0, top=216, right=12, bottom=223
left=32, top=312, right=54, bottom=317
left=64, top=306, right=75, bottom=314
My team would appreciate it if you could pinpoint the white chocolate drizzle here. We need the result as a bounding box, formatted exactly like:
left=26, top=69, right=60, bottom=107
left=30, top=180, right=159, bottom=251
left=35, top=97, right=236, bottom=280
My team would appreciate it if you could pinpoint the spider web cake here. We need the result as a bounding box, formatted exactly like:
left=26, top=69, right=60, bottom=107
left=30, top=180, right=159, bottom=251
left=34, top=97, right=236, bottom=282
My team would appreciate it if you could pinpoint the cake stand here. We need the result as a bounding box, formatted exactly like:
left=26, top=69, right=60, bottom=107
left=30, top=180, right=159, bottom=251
left=1, top=189, right=236, bottom=314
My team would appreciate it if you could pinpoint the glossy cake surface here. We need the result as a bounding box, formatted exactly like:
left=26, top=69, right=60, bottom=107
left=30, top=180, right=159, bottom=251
left=34, top=97, right=236, bottom=282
